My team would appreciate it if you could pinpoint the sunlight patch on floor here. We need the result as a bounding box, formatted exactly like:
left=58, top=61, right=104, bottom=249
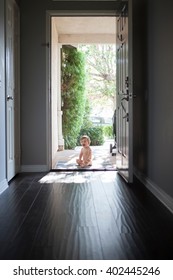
left=39, top=172, right=90, bottom=184
left=39, top=171, right=117, bottom=184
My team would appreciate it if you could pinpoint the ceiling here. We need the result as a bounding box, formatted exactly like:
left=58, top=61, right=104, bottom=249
left=53, top=17, right=116, bottom=44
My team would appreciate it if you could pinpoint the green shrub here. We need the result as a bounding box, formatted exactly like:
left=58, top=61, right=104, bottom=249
left=103, top=125, right=114, bottom=138
left=77, top=125, right=104, bottom=146
left=61, top=46, right=86, bottom=149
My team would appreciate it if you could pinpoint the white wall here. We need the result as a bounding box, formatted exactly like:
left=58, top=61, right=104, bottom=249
left=51, top=20, right=59, bottom=162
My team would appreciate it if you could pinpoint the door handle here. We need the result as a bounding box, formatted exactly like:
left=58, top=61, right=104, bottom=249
left=7, top=95, right=13, bottom=101
left=121, top=101, right=126, bottom=113
left=123, top=113, right=129, bottom=122
left=121, top=96, right=129, bottom=102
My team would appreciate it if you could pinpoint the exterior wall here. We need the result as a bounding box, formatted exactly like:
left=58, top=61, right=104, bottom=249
left=0, top=0, right=8, bottom=193
left=51, top=20, right=59, bottom=161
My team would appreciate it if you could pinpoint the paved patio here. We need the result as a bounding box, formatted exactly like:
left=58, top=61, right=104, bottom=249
left=52, top=139, right=117, bottom=170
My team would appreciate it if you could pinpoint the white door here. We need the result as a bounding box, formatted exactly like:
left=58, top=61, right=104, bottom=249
left=6, top=0, right=20, bottom=181
left=116, top=1, right=133, bottom=183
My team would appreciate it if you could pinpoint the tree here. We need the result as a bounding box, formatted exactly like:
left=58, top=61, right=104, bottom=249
left=79, top=44, right=116, bottom=113
left=61, top=46, right=86, bottom=149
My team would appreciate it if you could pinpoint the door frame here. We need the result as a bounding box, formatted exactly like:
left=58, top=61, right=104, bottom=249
left=116, top=0, right=133, bottom=183
left=128, top=0, right=133, bottom=182
left=46, top=10, right=118, bottom=170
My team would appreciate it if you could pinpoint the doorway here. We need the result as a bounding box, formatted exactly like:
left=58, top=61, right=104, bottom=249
left=46, top=2, right=133, bottom=182
left=50, top=16, right=117, bottom=171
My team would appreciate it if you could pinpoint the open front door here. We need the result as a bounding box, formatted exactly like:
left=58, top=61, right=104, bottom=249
left=116, top=1, right=133, bottom=183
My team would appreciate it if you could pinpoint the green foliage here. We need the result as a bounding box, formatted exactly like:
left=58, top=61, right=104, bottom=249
left=77, top=125, right=104, bottom=146
left=79, top=44, right=116, bottom=111
left=61, top=46, right=86, bottom=149
left=103, top=125, right=114, bottom=138
left=82, top=98, right=92, bottom=128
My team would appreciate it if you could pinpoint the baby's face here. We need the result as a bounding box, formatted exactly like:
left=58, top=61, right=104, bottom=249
left=81, top=138, right=89, bottom=147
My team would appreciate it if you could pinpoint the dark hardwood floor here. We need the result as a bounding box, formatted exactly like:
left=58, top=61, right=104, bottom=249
left=0, top=171, right=173, bottom=260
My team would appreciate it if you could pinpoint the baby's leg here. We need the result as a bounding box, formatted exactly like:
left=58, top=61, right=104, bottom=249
left=76, top=159, right=83, bottom=165
left=83, top=161, right=92, bottom=166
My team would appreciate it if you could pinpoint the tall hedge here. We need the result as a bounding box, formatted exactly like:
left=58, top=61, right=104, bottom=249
left=61, top=46, right=86, bottom=149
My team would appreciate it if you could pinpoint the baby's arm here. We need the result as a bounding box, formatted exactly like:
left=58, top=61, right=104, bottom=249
left=79, top=148, right=83, bottom=160
left=76, top=148, right=84, bottom=165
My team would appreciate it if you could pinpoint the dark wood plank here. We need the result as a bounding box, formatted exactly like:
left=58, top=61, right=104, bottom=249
left=30, top=172, right=103, bottom=259
left=0, top=173, right=47, bottom=259
left=0, top=171, right=173, bottom=260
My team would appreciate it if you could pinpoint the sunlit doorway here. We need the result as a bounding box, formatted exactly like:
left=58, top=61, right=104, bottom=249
left=51, top=16, right=117, bottom=171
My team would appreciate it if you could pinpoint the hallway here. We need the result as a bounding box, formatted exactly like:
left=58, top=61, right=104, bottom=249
left=0, top=171, right=173, bottom=260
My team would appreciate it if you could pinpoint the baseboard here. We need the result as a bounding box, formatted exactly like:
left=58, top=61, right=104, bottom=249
left=134, top=168, right=173, bottom=214
left=0, top=179, right=8, bottom=195
left=21, top=165, right=48, bottom=172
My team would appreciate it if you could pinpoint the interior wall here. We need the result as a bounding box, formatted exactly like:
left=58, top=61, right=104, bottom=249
left=132, top=0, right=148, bottom=174
left=0, top=0, right=8, bottom=193
left=20, top=1, right=48, bottom=171
left=133, top=0, right=173, bottom=204
left=147, top=0, right=173, bottom=197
